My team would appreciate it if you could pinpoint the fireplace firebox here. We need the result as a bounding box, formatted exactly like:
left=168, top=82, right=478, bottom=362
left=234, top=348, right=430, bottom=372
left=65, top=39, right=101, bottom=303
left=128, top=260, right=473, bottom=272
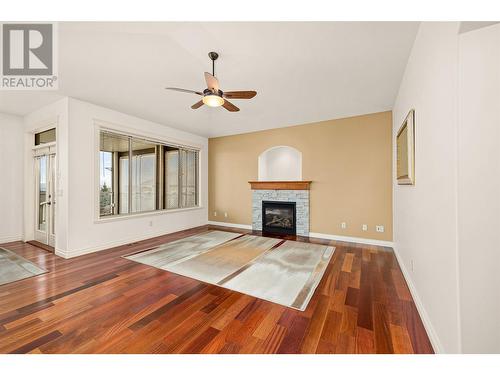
left=262, top=201, right=296, bottom=235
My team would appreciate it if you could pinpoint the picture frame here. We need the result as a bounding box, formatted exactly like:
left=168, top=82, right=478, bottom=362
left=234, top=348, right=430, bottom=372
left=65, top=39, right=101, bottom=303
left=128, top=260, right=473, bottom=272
left=396, top=109, right=415, bottom=185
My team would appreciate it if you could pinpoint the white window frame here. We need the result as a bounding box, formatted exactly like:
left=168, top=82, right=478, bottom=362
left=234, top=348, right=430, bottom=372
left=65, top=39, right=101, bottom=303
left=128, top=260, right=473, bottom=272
left=93, top=120, right=202, bottom=223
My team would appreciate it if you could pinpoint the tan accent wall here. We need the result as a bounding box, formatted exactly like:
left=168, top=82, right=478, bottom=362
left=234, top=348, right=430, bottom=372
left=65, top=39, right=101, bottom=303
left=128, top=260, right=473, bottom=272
left=208, top=111, right=393, bottom=241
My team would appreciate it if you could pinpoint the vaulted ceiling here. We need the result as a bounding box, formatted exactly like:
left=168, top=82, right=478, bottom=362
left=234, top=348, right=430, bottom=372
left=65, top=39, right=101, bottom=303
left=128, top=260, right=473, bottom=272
left=0, top=22, right=419, bottom=137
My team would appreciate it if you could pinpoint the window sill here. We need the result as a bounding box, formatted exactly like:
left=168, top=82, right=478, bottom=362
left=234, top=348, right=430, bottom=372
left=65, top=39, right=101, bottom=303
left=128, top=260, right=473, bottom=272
left=94, top=206, right=204, bottom=224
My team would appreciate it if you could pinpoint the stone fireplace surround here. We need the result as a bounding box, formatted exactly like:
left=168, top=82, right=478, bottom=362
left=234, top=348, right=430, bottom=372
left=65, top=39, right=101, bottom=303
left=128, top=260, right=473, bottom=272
left=249, top=181, right=311, bottom=236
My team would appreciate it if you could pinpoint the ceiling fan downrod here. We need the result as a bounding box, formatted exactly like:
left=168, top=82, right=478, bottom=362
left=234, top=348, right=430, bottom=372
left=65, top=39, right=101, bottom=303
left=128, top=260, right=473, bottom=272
left=208, top=51, right=219, bottom=77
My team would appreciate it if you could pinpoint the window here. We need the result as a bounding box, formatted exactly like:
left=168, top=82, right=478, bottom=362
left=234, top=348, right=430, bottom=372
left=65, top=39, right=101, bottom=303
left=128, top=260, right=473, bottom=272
left=181, top=149, right=198, bottom=208
left=99, top=130, right=199, bottom=218
left=131, top=139, right=157, bottom=213
left=99, top=131, right=128, bottom=216
left=35, top=128, right=56, bottom=145
left=165, top=149, right=179, bottom=209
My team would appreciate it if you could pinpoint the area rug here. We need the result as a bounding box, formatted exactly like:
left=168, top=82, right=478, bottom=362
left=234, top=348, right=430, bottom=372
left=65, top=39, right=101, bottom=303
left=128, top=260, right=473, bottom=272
left=125, top=231, right=335, bottom=311
left=124, top=230, right=243, bottom=268
left=0, top=247, right=47, bottom=286
left=222, top=240, right=335, bottom=310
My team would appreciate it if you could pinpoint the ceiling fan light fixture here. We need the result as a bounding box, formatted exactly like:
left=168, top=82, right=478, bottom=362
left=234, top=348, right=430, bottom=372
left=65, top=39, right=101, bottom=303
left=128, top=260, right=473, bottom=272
left=202, top=94, right=224, bottom=107
left=165, top=51, right=255, bottom=112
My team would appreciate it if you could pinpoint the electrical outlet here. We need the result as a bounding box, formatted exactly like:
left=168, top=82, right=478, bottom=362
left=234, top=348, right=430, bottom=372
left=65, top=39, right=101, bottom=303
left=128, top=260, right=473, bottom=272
left=341, top=222, right=347, bottom=229
left=362, top=224, right=368, bottom=231
left=213, top=211, right=217, bottom=217
left=376, top=225, right=384, bottom=233
left=224, top=212, right=228, bottom=218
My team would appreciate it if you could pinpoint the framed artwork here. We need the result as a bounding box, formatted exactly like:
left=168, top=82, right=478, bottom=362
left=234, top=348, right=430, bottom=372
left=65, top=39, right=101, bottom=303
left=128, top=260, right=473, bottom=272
left=396, top=109, right=415, bottom=185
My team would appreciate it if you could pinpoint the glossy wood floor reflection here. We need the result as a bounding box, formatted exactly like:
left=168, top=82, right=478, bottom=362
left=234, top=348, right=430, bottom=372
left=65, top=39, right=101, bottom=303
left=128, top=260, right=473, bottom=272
left=0, top=225, right=434, bottom=354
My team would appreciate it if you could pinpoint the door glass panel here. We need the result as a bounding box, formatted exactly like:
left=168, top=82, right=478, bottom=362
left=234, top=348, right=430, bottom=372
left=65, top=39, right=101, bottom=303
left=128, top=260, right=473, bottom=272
left=50, top=154, right=56, bottom=236
left=38, top=156, right=47, bottom=231
left=165, top=149, right=179, bottom=209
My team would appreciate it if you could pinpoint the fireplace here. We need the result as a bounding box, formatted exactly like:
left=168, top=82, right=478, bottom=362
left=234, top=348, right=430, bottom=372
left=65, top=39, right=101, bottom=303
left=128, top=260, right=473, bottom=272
left=262, top=201, right=296, bottom=235
left=250, top=181, right=310, bottom=236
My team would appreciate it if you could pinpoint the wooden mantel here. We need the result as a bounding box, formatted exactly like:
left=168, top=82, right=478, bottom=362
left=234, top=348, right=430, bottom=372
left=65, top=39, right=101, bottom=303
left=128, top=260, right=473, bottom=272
left=248, top=181, right=312, bottom=190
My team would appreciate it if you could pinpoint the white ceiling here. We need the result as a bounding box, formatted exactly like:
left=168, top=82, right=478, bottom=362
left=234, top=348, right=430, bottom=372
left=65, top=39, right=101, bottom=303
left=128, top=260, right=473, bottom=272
left=0, top=22, right=419, bottom=137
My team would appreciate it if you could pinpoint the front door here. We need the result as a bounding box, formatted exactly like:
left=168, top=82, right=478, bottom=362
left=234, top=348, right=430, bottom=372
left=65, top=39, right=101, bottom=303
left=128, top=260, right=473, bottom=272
left=34, top=148, right=56, bottom=247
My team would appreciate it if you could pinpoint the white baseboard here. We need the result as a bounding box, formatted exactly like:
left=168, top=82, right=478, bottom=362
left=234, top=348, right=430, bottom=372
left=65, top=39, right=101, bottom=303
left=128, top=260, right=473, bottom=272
left=309, top=232, right=394, bottom=248
left=57, top=224, right=207, bottom=259
left=392, top=245, right=443, bottom=354
left=0, top=234, right=23, bottom=244
left=207, top=221, right=394, bottom=248
left=54, top=248, right=70, bottom=259
left=208, top=221, right=252, bottom=230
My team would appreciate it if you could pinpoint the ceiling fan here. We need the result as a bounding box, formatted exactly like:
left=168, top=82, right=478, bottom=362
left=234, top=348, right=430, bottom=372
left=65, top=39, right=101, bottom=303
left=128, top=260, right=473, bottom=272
left=165, top=52, right=257, bottom=112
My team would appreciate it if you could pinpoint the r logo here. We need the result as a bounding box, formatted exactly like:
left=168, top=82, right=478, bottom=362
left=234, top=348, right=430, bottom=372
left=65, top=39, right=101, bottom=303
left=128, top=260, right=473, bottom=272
left=2, top=24, right=53, bottom=76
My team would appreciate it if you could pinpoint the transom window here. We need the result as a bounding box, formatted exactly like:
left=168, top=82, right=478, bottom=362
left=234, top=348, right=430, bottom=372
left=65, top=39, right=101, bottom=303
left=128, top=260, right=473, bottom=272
left=99, top=130, right=199, bottom=217
left=35, top=128, right=56, bottom=145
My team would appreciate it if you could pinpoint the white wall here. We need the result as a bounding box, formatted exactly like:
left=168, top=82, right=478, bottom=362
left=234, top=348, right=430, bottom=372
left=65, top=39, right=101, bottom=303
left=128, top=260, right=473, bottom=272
left=22, top=97, right=208, bottom=258
left=394, top=21, right=500, bottom=354
left=63, top=98, right=208, bottom=258
left=0, top=113, right=24, bottom=243
left=392, top=22, right=461, bottom=353
left=458, top=24, right=500, bottom=353
left=258, top=146, right=302, bottom=181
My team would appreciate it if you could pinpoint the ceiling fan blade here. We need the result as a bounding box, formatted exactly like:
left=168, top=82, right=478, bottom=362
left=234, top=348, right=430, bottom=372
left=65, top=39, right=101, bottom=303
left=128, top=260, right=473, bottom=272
left=191, top=100, right=204, bottom=109
left=222, top=99, right=240, bottom=112
left=204, top=72, right=219, bottom=91
left=223, top=91, right=257, bottom=99
left=165, top=87, right=202, bottom=95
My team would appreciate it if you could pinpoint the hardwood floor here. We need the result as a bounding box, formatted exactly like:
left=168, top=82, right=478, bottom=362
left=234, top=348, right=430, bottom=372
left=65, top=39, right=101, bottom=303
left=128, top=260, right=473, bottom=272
left=26, top=240, right=55, bottom=253
left=0, top=225, right=434, bottom=354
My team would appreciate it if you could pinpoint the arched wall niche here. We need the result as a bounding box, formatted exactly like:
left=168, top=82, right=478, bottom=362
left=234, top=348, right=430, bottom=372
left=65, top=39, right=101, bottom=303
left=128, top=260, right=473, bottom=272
left=258, top=146, right=302, bottom=181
